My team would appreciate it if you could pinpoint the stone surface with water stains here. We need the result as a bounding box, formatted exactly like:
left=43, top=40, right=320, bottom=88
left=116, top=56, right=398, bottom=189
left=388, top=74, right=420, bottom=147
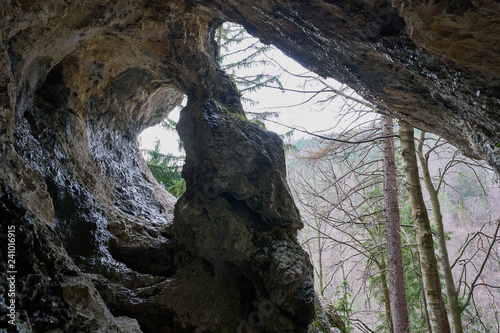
left=0, top=0, right=499, bottom=332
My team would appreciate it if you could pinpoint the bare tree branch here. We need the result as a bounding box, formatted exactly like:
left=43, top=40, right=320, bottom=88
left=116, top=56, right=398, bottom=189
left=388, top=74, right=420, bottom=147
left=460, top=219, right=500, bottom=312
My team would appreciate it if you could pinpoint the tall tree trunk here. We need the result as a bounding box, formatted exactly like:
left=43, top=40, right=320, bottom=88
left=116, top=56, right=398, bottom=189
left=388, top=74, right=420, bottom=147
left=381, top=116, right=410, bottom=333
left=399, top=121, right=451, bottom=333
left=417, top=131, right=464, bottom=333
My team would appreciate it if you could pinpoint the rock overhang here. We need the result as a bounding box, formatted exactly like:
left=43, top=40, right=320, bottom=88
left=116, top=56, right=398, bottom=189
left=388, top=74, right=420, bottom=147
left=211, top=0, right=500, bottom=169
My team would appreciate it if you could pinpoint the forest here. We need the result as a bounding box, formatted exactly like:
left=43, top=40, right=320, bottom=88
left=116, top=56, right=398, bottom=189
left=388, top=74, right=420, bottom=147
left=142, top=23, right=500, bottom=333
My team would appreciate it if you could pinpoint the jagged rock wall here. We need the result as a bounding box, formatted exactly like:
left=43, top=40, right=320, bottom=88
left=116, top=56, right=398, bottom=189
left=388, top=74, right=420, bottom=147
left=0, top=0, right=499, bottom=332
left=0, top=185, right=143, bottom=333
left=1, top=1, right=315, bottom=332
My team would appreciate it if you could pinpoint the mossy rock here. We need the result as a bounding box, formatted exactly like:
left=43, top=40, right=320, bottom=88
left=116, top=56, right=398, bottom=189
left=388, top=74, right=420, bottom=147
left=308, top=294, right=346, bottom=333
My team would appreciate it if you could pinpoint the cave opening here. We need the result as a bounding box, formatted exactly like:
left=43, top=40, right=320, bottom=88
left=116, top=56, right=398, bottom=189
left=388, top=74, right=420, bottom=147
left=2, top=1, right=500, bottom=332
left=138, top=22, right=374, bottom=201
left=139, top=96, right=187, bottom=200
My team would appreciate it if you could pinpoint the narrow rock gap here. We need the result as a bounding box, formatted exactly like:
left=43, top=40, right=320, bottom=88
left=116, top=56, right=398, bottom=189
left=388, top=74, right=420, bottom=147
left=138, top=95, right=187, bottom=201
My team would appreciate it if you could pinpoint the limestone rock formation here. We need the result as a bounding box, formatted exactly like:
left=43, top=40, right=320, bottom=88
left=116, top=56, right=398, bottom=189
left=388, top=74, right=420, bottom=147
left=0, top=0, right=499, bottom=332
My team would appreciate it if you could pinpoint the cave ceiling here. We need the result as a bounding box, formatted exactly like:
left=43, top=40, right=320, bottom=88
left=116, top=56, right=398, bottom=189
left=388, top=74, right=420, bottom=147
left=2, top=0, right=499, bottom=170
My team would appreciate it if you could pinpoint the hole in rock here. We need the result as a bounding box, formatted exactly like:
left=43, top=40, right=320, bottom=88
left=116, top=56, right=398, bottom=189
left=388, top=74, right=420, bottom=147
left=139, top=97, right=187, bottom=199
left=156, top=22, right=500, bottom=331
left=134, top=22, right=500, bottom=331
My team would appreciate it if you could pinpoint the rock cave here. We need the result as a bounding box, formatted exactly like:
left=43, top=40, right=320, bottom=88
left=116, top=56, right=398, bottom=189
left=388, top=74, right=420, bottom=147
left=0, top=0, right=499, bottom=332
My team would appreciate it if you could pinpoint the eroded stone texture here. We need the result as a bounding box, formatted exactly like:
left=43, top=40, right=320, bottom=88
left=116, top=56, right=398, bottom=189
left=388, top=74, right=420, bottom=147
left=1, top=1, right=314, bottom=332
left=0, top=182, right=142, bottom=332
left=1, top=0, right=499, bottom=332
left=173, top=96, right=314, bottom=331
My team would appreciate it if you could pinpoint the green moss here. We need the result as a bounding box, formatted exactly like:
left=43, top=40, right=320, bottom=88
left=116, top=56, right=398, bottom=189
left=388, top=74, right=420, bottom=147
left=217, top=102, right=268, bottom=129
left=251, top=119, right=266, bottom=129
left=227, top=109, right=247, bottom=121
left=229, top=77, right=241, bottom=96
left=313, top=318, right=329, bottom=332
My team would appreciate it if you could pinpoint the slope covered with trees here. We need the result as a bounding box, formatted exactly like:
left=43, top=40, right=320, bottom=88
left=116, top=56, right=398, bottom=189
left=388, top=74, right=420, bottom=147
left=288, top=120, right=500, bottom=332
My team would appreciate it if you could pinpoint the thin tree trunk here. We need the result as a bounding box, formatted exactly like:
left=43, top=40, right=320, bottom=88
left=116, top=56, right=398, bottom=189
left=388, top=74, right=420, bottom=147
left=379, top=255, right=394, bottom=333
left=399, top=121, right=451, bottom=333
left=317, top=225, right=324, bottom=296
left=417, top=131, right=464, bottom=333
left=381, top=116, right=410, bottom=333
left=416, top=250, right=434, bottom=333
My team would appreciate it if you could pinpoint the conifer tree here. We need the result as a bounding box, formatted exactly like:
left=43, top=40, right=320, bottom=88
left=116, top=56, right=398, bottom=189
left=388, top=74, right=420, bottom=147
left=215, top=23, right=284, bottom=107
left=143, top=137, right=185, bottom=197
left=381, top=116, right=410, bottom=333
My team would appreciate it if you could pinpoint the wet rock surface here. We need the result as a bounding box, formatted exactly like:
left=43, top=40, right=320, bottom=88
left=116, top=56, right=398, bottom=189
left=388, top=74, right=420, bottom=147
left=0, top=183, right=142, bottom=332
left=0, top=0, right=499, bottom=332
left=173, top=97, right=314, bottom=331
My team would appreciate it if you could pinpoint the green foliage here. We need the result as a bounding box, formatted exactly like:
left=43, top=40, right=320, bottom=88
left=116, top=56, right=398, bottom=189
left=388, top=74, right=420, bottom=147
left=367, top=272, right=392, bottom=333
left=250, top=118, right=266, bottom=128
left=455, top=171, right=487, bottom=202
left=403, top=249, right=428, bottom=331
left=289, top=116, right=499, bottom=331
left=161, top=118, right=184, bottom=151
left=398, top=191, right=432, bottom=332
left=438, top=192, right=458, bottom=215
left=146, top=23, right=284, bottom=197
left=216, top=22, right=301, bottom=152
left=216, top=22, right=284, bottom=125
left=334, top=280, right=353, bottom=332
left=280, top=130, right=298, bottom=153
left=216, top=23, right=283, bottom=105
left=166, top=178, right=186, bottom=198
left=143, top=139, right=185, bottom=198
